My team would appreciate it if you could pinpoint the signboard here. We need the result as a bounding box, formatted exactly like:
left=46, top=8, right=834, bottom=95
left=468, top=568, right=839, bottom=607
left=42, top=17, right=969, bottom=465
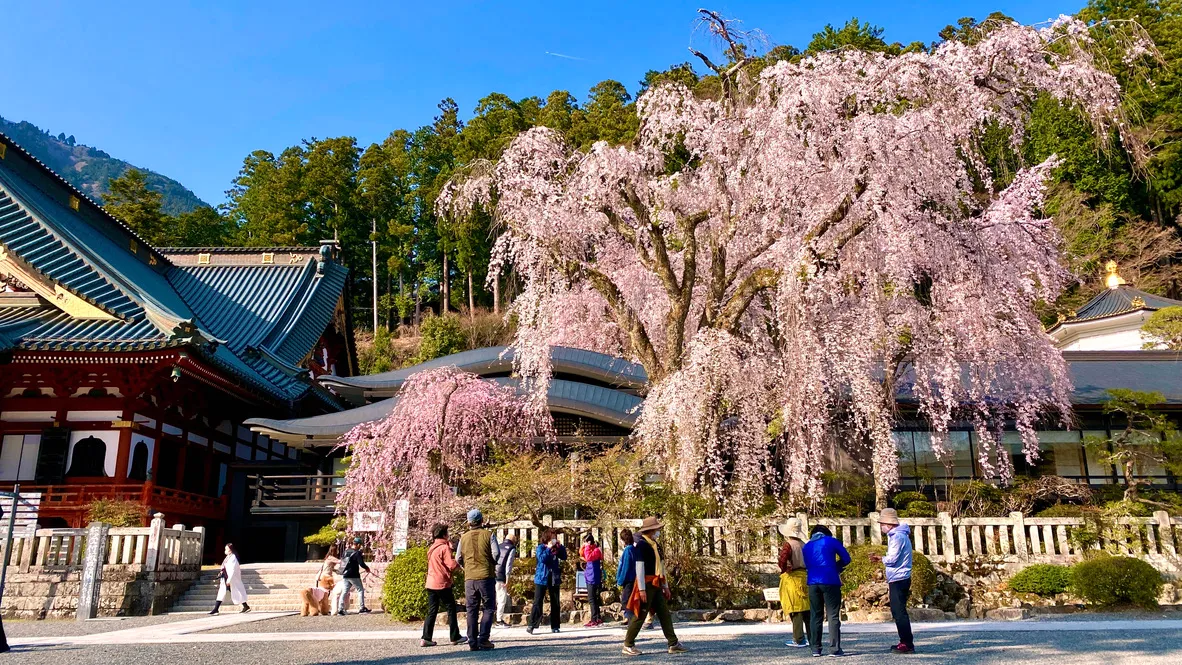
left=392, top=500, right=409, bottom=554
left=352, top=511, right=385, bottom=533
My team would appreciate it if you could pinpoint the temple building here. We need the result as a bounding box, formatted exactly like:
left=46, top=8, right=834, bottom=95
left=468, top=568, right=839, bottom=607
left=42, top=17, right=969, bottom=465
left=0, top=132, right=354, bottom=558
left=1048, top=261, right=1182, bottom=351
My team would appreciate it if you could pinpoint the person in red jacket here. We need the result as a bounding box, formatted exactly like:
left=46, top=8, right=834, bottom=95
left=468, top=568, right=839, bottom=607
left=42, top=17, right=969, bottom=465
left=421, top=523, right=466, bottom=648
left=581, top=533, right=605, bottom=627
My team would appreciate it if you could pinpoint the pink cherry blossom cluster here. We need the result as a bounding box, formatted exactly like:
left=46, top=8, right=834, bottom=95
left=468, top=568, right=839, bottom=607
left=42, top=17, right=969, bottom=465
left=334, top=366, right=551, bottom=555
left=437, top=18, right=1140, bottom=512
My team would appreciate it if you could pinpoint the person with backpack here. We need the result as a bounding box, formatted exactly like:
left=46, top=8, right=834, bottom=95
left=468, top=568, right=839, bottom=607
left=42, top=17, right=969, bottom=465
left=581, top=533, right=605, bottom=627
left=871, top=508, right=915, bottom=654
left=337, top=536, right=372, bottom=615
left=495, top=534, right=519, bottom=627
left=802, top=525, right=851, bottom=658
left=456, top=508, right=499, bottom=651
left=621, top=516, right=688, bottom=657
left=777, top=517, right=811, bottom=648
left=421, top=523, right=465, bottom=648
left=526, top=528, right=567, bottom=634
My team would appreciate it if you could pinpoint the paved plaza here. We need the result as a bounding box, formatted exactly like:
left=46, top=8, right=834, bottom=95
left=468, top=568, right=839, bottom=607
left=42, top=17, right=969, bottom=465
left=5, top=614, right=1182, bottom=664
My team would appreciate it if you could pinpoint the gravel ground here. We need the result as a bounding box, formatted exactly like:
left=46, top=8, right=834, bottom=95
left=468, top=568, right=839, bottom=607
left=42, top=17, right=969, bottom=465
left=5, top=628, right=1182, bottom=665
left=2, top=614, right=196, bottom=638
left=1029, top=608, right=1182, bottom=622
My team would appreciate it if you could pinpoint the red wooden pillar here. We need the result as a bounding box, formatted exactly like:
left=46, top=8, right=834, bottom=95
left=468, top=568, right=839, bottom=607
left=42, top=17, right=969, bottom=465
left=113, top=405, right=133, bottom=481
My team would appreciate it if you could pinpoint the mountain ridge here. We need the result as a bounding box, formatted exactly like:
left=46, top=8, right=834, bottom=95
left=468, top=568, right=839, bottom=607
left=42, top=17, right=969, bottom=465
left=0, top=115, right=208, bottom=215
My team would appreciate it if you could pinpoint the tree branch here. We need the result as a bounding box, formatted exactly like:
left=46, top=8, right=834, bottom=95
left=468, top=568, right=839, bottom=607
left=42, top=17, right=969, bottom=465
left=718, top=267, right=780, bottom=333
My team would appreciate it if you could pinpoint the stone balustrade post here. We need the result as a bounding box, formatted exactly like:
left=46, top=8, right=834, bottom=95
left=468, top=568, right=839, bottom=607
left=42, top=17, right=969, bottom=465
left=144, top=513, right=166, bottom=573
left=939, top=512, right=956, bottom=565
left=869, top=512, right=882, bottom=546
left=1010, top=512, right=1028, bottom=562
left=192, top=526, right=206, bottom=566
left=1154, top=511, right=1175, bottom=557
left=19, top=522, right=36, bottom=573
left=77, top=522, right=110, bottom=621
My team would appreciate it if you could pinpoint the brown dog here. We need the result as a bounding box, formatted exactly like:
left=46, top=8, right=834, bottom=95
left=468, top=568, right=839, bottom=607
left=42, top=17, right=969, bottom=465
left=299, top=575, right=336, bottom=616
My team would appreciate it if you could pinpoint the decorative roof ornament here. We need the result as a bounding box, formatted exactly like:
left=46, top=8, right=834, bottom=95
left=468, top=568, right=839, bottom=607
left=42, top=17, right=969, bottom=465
left=1131, top=296, right=1146, bottom=308
left=1104, top=260, right=1127, bottom=289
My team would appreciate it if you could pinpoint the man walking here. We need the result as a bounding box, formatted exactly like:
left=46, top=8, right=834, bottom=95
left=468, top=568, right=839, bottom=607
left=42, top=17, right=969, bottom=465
left=338, top=536, right=372, bottom=615
left=802, top=525, right=850, bottom=658
left=457, top=509, right=499, bottom=651
left=421, top=523, right=465, bottom=647
left=621, top=516, right=688, bottom=657
left=494, top=534, right=518, bottom=627
left=872, top=508, right=915, bottom=654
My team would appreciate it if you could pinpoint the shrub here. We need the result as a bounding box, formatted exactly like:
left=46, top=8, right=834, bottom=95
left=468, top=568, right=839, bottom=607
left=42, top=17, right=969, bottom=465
left=85, top=499, right=145, bottom=527
left=1036, top=504, right=1095, bottom=518
left=1007, top=564, right=1072, bottom=596
left=898, top=500, right=936, bottom=518
left=414, top=314, right=466, bottom=363
left=891, top=492, right=927, bottom=510
left=381, top=545, right=464, bottom=621
left=1070, top=556, right=1162, bottom=608
left=303, top=518, right=346, bottom=547
left=816, top=472, right=876, bottom=518
left=842, top=544, right=935, bottom=604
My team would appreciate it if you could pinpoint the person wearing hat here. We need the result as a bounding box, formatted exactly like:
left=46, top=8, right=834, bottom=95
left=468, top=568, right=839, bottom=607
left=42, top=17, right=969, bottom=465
left=871, top=508, right=914, bottom=654
left=777, top=518, right=811, bottom=648
left=337, top=536, right=372, bottom=615
left=621, top=516, right=688, bottom=657
left=581, top=533, right=605, bottom=627
left=456, top=508, right=500, bottom=651
left=527, top=528, right=567, bottom=634
left=494, top=533, right=519, bottom=627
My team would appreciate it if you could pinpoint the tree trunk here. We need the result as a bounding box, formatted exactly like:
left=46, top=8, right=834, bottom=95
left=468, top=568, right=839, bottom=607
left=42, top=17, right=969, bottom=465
left=1123, top=459, right=1140, bottom=502
left=414, top=279, right=421, bottom=324
left=398, top=273, right=406, bottom=326
left=441, top=252, right=449, bottom=313
left=493, top=272, right=500, bottom=315
left=468, top=269, right=475, bottom=319
left=874, top=459, right=889, bottom=511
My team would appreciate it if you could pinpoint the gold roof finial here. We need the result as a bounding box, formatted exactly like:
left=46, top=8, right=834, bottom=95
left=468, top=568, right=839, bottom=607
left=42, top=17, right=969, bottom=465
left=1104, top=260, right=1126, bottom=290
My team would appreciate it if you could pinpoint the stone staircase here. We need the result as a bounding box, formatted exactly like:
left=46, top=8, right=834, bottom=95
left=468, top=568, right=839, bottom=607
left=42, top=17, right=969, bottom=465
left=168, top=563, right=374, bottom=613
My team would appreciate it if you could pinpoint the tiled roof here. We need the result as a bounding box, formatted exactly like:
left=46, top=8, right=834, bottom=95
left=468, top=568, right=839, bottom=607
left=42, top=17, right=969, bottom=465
left=1056, top=285, right=1182, bottom=327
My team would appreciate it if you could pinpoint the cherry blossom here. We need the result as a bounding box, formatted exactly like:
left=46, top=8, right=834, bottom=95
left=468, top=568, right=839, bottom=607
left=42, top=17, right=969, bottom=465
left=439, top=15, right=1143, bottom=511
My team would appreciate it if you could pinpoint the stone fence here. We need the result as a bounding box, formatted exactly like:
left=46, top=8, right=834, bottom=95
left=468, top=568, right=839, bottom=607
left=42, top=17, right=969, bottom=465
left=494, top=511, right=1182, bottom=576
left=0, top=513, right=206, bottom=619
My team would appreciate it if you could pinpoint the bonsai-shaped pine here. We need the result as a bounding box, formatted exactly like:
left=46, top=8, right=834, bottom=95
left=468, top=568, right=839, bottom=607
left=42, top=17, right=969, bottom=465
left=1141, top=306, right=1182, bottom=350
left=1085, top=389, right=1182, bottom=503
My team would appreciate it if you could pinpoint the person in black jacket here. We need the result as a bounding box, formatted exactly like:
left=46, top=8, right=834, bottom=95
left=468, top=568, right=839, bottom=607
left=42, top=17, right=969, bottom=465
left=494, top=534, right=518, bottom=627
left=337, top=536, right=372, bottom=615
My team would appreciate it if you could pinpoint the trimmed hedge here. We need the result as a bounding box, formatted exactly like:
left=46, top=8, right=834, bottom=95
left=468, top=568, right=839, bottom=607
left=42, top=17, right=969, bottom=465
left=1070, top=556, right=1162, bottom=609
left=842, top=544, right=935, bottom=604
left=891, top=492, right=928, bottom=510
left=898, top=500, right=936, bottom=518
left=1007, top=564, right=1071, bottom=596
left=381, top=545, right=465, bottom=622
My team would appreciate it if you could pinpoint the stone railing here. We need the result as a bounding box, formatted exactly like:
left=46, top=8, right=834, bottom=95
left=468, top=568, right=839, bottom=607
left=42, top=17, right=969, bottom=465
left=1, top=513, right=204, bottom=573
left=494, top=511, right=1181, bottom=574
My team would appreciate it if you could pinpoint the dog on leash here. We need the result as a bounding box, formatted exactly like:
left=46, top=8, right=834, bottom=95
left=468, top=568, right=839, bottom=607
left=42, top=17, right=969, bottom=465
left=299, top=575, right=336, bottom=616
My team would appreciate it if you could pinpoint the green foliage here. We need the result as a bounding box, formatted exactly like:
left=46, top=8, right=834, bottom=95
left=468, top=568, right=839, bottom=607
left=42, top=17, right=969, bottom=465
left=898, top=500, right=936, bottom=518
left=85, top=499, right=145, bottom=527
left=947, top=480, right=1008, bottom=517
left=1007, top=564, right=1072, bottom=596
left=1070, top=556, right=1163, bottom=608
left=1036, top=504, right=1096, bottom=518
left=381, top=545, right=464, bottom=622
left=806, top=17, right=924, bottom=56
left=841, top=544, right=936, bottom=604
left=1143, top=306, right=1182, bottom=350
left=1086, top=389, right=1182, bottom=502
left=891, top=492, right=928, bottom=510
left=413, top=314, right=466, bottom=363
left=303, top=517, right=347, bottom=547
left=815, top=472, right=876, bottom=518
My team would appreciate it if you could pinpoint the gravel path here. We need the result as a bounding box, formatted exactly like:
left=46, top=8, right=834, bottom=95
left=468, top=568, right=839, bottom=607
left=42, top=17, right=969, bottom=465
left=5, top=627, right=1182, bottom=665
left=2, top=614, right=196, bottom=638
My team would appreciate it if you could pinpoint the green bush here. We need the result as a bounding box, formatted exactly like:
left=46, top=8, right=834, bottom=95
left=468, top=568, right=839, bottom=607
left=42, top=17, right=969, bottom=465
left=86, top=499, right=145, bottom=527
left=381, top=545, right=464, bottom=621
left=1070, top=556, right=1163, bottom=608
left=898, top=500, right=936, bottom=518
left=1007, top=564, right=1072, bottom=596
left=414, top=314, right=466, bottom=363
left=1036, top=504, right=1095, bottom=518
left=891, top=492, right=927, bottom=510
left=842, top=544, right=935, bottom=604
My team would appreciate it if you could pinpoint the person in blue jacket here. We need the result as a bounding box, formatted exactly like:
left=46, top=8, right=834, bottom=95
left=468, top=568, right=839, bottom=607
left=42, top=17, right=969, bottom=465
left=801, top=524, right=851, bottom=657
left=871, top=508, right=915, bottom=653
left=526, top=528, right=567, bottom=634
left=615, top=528, right=636, bottom=625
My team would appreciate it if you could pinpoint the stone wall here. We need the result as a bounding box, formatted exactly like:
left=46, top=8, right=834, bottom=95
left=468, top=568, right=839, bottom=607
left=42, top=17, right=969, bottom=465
left=0, top=564, right=202, bottom=619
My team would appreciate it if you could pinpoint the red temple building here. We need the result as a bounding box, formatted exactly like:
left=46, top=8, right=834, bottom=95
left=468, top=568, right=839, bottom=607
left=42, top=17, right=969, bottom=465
left=0, top=132, right=354, bottom=558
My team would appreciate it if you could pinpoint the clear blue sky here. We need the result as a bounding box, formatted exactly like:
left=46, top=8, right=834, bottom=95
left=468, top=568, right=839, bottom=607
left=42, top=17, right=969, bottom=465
left=1, top=1, right=1082, bottom=206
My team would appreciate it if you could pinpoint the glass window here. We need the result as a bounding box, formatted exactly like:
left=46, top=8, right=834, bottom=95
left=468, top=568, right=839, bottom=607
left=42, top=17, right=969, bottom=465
left=947, top=431, right=973, bottom=481
left=0, top=434, right=40, bottom=481
left=893, top=431, right=918, bottom=488
left=235, top=442, right=252, bottom=460
left=1083, top=430, right=1113, bottom=484
left=912, top=432, right=942, bottom=484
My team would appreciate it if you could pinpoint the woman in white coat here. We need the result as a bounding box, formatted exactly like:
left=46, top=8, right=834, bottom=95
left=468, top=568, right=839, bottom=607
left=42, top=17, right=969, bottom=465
left=210, top=543, right=250, bottom=614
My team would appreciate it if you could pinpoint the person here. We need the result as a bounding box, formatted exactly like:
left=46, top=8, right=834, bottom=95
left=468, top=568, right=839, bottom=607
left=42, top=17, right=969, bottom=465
left=456, top=508, right=499, bottom=651
left=871, top=508, right=915, bottom=654
left=338, top=536, right=373, bottom=615
left=802, top=525, right=851, bottom=658
left=319, top=543, right=345, bottom=615
left=422, top=523, right=466, bottom=647
left=581, top=533, right=605, bottom=627
left=615, top=528, right=636, bottom=628
left=621, top=516, right=688, bottom=657
left=495, top=533, right=519, bottom=627
left=210, top=543, right=249, bottom=615
left=777, top=517, right=811, bottom=648
left=526, top=528, right=567, bottom=634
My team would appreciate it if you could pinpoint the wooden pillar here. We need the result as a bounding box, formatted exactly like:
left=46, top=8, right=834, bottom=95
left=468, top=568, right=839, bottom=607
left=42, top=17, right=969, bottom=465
left=113, top=406, right=133, bottom=480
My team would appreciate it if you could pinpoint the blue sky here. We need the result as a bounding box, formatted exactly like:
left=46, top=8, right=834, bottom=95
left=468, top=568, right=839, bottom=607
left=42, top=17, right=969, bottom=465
left=1, top=1, right=1082, bottom=206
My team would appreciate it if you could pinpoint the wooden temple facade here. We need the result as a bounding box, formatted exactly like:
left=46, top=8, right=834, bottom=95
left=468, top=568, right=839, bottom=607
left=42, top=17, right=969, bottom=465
left=0, top=132, right=355, bottom=558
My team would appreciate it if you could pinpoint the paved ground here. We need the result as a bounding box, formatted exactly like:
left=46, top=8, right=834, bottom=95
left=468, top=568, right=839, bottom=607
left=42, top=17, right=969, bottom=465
left=4, top=616, right=1181, bottom=664
left=2, top=614, right=197, bottom=637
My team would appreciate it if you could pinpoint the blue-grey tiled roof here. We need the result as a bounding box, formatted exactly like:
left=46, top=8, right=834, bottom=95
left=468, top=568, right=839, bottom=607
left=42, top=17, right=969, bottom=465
left=1057, top=285, right=1182, bottom=327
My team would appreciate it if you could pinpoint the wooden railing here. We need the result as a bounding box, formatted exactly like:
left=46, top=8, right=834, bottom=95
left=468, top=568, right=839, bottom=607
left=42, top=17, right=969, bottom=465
left=251, top=474, right=340, bottom=511
left=1, top=513, right=205, bottom=572
left=0, top=483, right=226, bottom=520
left=494, top=511, right=1182, bottom=572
